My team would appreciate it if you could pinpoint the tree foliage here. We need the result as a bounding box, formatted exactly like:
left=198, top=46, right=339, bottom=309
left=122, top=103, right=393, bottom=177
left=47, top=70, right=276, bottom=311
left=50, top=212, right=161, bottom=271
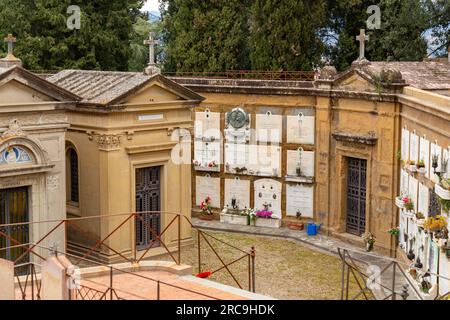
left=0, top=0, right=144, bottom=71
left=249, top=0, right=326, bottom=71
left=160, top=0, right=251, bottom=73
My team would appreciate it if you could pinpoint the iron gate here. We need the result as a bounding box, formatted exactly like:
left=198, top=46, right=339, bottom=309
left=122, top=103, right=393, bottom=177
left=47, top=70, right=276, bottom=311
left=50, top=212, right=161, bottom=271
left=135, top=167, right=161, bottom=250
left=0, top=187, right=29, bottom=270
left=346, top=158, right=367, bottom=236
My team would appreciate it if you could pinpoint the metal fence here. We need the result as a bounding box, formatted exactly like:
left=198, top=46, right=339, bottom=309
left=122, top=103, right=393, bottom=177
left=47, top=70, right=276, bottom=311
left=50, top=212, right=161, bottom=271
left=0, top=212, right=256, bottom=300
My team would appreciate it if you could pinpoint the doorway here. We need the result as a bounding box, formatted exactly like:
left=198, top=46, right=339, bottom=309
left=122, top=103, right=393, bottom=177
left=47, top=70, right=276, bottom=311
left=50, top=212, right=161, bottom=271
left=135, top=166, right=161, bottom=250
left=346, top=158, right=367, bottom=236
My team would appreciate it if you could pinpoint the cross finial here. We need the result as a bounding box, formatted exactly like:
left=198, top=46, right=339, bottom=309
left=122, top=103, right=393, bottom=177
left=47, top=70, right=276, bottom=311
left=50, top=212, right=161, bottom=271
left=144, top=32, right=159, bottom=66
left=4, top=34, right=17, bottom=58
left=355, top=29, right=369, bottom=60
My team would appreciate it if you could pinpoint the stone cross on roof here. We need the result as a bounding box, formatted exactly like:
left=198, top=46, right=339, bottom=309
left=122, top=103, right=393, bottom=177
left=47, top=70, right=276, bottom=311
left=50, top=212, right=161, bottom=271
left=144, top=32, right=159, bottom=67
left=355, top=29, right=369, bottom=60
left=4, top=34, right=17, bottom=58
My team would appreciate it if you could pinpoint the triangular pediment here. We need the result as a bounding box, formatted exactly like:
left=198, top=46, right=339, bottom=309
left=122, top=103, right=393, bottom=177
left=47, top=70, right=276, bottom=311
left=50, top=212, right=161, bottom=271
left=332, top=69, right=377, bottom=92
left=0, top=66, right=79, bottom=105
left=117, top=74, right=204, bottom=105
left=0, top=79, right=54, bottom=104
left=125, top=82, right=185, bottom=104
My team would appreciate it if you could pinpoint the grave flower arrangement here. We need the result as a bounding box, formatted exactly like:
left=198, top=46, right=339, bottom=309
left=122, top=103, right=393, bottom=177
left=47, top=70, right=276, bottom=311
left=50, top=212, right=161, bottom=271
left=362, top=232, right=376, bottom=252
left=208, top=160, right=218, bottom=168
left=256, top=203, right=273, bottom=219
left=424, top=215, right=448, bottom=241
left=244, top=208, right=256, bottom=224
left=200, top=196, right=213, bottom=216
left=402, top=196, right=414, bottom=211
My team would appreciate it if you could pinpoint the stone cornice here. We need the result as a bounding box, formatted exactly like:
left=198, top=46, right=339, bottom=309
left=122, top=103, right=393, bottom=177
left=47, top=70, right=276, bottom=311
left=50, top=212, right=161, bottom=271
left=171, top=78, right=399, bottom=103
left=126, top=142, right=177, bottom=155
left=332, top=132, right=378, bottom=145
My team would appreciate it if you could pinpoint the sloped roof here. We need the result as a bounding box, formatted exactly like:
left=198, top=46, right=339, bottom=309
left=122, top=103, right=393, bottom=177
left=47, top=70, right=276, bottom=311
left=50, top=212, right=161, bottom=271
left=366, top=61, right=450, bottom=90
left=47, top=70, right=203, bottom=105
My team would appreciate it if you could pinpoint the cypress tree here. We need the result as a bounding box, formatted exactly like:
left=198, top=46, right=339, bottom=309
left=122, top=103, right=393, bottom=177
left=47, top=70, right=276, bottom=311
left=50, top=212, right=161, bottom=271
left=161, top=0, right=251, bottom=73
left=249, top=0, right=326, bottom=71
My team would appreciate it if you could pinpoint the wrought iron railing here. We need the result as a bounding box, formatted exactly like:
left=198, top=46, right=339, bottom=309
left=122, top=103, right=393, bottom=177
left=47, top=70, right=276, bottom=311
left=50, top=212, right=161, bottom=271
left=338, top=248, right=450, bottom=300
left=0, top=212, right=256, bottom=300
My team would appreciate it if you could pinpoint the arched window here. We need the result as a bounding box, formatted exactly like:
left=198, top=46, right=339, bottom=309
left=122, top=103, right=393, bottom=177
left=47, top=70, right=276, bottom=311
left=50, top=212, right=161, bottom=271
left=66, top=147, right=79, bottom=204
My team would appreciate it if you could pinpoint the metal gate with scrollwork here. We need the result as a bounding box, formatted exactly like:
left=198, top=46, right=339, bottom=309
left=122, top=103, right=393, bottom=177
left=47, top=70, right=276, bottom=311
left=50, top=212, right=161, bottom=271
left=135, top=167, right=161, bottom=250
left=0, top=187, right=29, bottom=272
left=346, top=158, right=367, bottom=236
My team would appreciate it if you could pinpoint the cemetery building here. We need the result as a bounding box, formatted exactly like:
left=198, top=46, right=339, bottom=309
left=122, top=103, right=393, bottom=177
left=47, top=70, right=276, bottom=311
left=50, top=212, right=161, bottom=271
left=0, top=31, right=450, bottom=300
left=173, top=54, right=450, bottom=260
left=0, top=39, right=79, bottom=264
left=0, top=34, right=204, bottom=266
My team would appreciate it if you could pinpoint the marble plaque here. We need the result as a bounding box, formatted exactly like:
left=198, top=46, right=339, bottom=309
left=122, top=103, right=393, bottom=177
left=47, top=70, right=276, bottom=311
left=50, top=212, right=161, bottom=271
left=430, top=142, right=442, bottom=183
left=399, top=213, right=407, bottom=252
left=418, top=182, right=429, bottom=217
left=195, top=110, right=221, bottom=140
left=428, top=241, right=439, bottom=285
left=224, top=178, right=250, bottom=210
left=286, top=149, right=315, bottom=178
left=409, top=132, right=419, bottom=163
left=400, top=169, right=409, bottom=197
left=196, top=175, right=221, bottom=208
left=247, top=145, right=282, bottom=177
left=419, top=137, right=430, bottom=177
left=254, top=179, right=282, bottom=219
left=194, top=140, right=221, bottom=168
left=255, top=113, right=283, bottom=144
left=286, top=114, right=315, bottom=145
left=401, top=128, right=410, bottom=161
left=444, top=148, right=450, bottom=178
left=408, top=176, right=418, bottom=212
left=286, top=184, right=314, bottom=218
left=224, top=143, right=249, bottom=168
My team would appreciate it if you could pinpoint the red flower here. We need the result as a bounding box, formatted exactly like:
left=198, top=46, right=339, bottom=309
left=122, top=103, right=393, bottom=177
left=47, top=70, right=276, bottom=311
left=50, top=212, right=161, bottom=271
left=196, top=271, right=212, bottom=278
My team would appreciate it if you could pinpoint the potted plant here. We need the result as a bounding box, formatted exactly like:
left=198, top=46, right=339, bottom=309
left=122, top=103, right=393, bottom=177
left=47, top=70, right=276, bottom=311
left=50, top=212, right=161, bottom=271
left=415, top=212, right=425, bottom=227
left=288, top=211, right=304, bottom=230
left=417, top=159, right=426, bottom=174
left=388, top=227, right=400, bottom=247
left=402, top=197, right=415, bottom=216
left=199, top=196, right=214, bottom=220
left=362, top=232, right=376, bottom=252
left=388, top=227, right=400, bottom=237
left=436, top=178, right=450, bottom=201
left=424, top=215, right=448, bottom=245
left=407, top=160, right=417, bottom=172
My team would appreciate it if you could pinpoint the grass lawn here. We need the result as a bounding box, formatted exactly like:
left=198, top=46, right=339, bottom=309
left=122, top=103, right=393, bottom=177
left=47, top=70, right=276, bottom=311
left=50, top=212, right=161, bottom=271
left=156, top=229, right=360, bottom=300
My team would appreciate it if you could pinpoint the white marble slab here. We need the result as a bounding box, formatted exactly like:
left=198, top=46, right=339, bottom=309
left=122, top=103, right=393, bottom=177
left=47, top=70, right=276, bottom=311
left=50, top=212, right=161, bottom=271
left=196, top=175, right=221, bottom=208
left=401, top=128, right=410, bottom=161
left=255, top=113, right=283, bottom=144
left=286, top=149, right=315, bottom=178
left=224, top=178, right=250, bottom=210
left=195, top=111, right=221, bottom=141
left=254, top=179, right=282, bottom=219
left=286, top=114, right=315, bottom=144
left=286, top=184, right=314, bottom=218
